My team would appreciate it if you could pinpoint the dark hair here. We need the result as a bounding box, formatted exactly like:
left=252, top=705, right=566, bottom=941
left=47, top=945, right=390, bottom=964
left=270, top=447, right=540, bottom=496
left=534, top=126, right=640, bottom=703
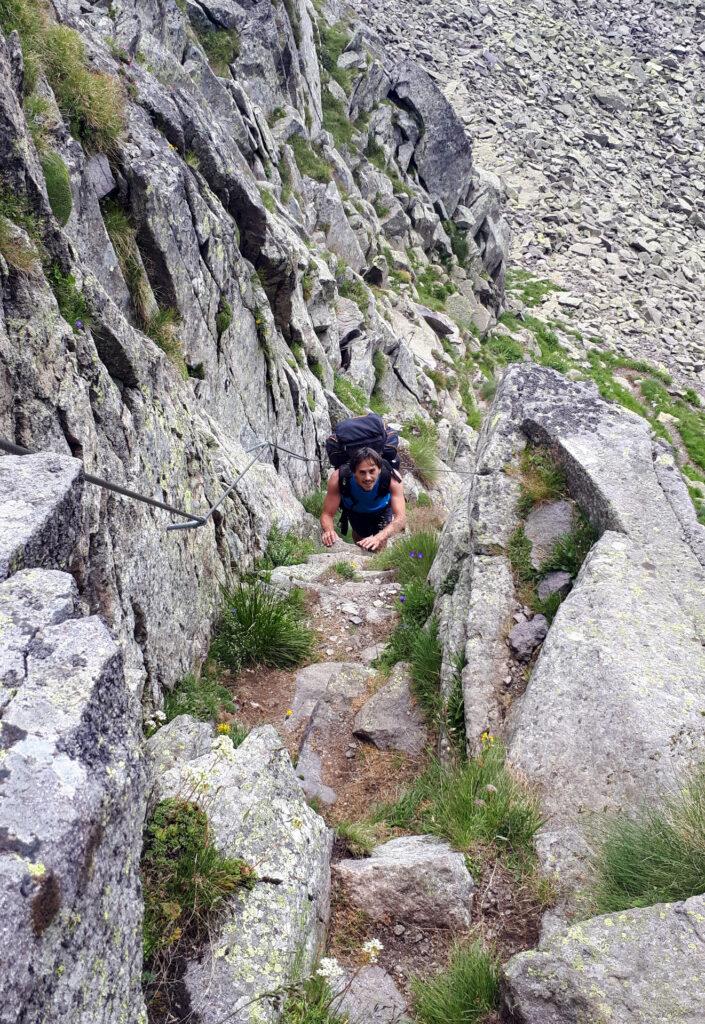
left=349, top=447, right=383, bottom=472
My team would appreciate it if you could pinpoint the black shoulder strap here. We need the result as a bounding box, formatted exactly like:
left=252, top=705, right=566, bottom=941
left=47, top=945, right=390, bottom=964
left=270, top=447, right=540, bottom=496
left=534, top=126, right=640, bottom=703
left=339, top=464, right=352, bottom=498
left=377, top=463, right=392, bottom=498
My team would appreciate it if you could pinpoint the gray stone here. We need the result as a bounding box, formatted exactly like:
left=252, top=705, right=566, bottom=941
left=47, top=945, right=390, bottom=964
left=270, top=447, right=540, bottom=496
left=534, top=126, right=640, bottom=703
left=415, top=303, right=456, bottom=337
left=0, top=454, right=83, bottom=581
left=145, top=713, right=214, bottom=777
left=332, top=966, right=410, bottom=1024
left=0, top=571, right=145, bottom=1024
left=503, top=895, right=705, bottom=1024
left=507, top=613, right=549, bottom=661
left=524, top=499, right=574, bottom=570
left=333, top=835, right=474, bottom=929
left=353, top=662, right=428, bottom=755
left=537, top=570, right=573, bottom=602
left=389, top=60, right=473, bottom=216
left=154, top=725, right=332, bottom=1024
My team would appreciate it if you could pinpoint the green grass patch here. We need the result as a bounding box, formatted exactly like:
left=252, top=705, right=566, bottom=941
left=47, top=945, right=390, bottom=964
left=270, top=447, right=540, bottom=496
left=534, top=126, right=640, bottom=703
left=47, top=264, right=91, bottom=331
left=259, top=185, right=276, bottom=213
left=335, top=819, right=379, bottom=857
left=337, top=272, right=369, bottom=314
left=484, top=331, right=524, bottom=365
left=589, top=768, right=705, bottom=914
left=317, top=18, right=354, bottom=94
left=442, top=219, right=470, bottom=268
left=522, top=315, right=572, bottom=372
left=409, top=617, right=442, bottom=719
left=412, top=939, right=500, bottom=1024
left=505, top=268, right=562, bottom=308
left=322, top=88, right=355, bottom=148
left=0, top=186, right=40, bottom=271
left=41, top=151, right=72, bottom=225
left=369, top=530, right=439, bottom=582
left=459, top=376, right=482, bottom=430
left=211, top=583, right=316, bottom=672
left=164, top=672, right=236, bottom=724
left=302, top=486, right=328, bottom=519
left=145, top=307, right=188, bottom=378
left=142, top=798, right=254, bottom=969
left=333, top=373, right=367, bottom=415
left=196, top=26, right=240, bottom=75
left=372, top=741, right=543, bottom=871
left=290, top=133, right=331, bottom=183
left=446, top=653, right=466, bottom=760
left=101, top=198, right=153, bottom=322
left=540, top=511, right=597, bottom=577
left=415, top=264, right=455, bottom=312
left=333, top=560, right=357, bottom=580
left=216, top=298, right=232, bottom=338
left=258, top=524, right=318, bottom=569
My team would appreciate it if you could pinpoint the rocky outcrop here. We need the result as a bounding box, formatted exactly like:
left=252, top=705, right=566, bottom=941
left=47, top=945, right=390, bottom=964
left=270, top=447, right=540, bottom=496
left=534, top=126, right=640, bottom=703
left=0, top=458, right=146, bottom=1023
left=503, top=895, right=705, bottom=1024
left=149, top=721, right=332, bottom=1024
left=353, top=661, right=428, bottom=755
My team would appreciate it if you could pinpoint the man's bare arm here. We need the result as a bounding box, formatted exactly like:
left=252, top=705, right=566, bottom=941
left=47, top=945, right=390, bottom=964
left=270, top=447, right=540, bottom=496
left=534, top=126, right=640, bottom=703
left=320, top=472, right=341, bottom=547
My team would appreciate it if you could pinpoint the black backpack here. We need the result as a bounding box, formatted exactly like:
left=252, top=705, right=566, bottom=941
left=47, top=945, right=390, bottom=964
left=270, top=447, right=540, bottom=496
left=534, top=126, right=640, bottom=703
left=325, top=414, right=400, bottom=535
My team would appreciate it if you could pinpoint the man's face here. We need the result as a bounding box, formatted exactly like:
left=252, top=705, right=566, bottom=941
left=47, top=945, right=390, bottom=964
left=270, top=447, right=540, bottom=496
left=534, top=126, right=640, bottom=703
left=354, top=458, right=381, bottom=490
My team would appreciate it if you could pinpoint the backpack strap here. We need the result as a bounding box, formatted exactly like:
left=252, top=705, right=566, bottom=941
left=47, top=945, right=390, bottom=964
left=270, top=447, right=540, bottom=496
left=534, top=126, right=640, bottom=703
left=338, top=464, right=353, bottom=502
left=377, top=462, right=392, bottom=499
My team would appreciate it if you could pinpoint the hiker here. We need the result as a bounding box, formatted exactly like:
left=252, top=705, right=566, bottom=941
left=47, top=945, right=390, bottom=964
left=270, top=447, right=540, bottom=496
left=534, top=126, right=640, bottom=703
left=320, top=446, right=406, bottom=552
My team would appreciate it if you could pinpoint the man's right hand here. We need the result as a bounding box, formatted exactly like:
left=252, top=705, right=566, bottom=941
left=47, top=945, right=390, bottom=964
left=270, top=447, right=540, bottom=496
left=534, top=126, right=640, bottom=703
left=322, top=528, right=337, bottom=547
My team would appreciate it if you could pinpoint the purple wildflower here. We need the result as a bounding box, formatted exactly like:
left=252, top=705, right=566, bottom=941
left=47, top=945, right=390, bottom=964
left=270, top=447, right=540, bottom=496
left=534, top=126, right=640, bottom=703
left=418, top=552, right=424, bottom=559
left=399, top=595, right=406, bottom=604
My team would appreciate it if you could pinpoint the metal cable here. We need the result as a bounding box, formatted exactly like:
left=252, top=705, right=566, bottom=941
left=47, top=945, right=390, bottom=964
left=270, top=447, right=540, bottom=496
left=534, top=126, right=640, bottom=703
left=0, top=437, right=317, bottom=532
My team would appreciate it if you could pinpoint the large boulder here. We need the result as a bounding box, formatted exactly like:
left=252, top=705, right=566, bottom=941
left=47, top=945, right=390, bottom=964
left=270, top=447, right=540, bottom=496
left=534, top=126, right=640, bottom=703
left=0, top=569, right=145, bottom=1024
left=503, top=895, right=705, bottom=1024
left=332, top=835, right=474, bottom=929
left=149, top=722, right=332, bottom=1024
left=389, top=60, right=473, bottom=216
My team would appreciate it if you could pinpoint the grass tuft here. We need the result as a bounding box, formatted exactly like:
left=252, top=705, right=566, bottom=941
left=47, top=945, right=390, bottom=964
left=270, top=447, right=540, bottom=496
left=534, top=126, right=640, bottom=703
left=163, top=672, right=236, bottom=724
left=333, top=560, right=357, bottom=580
left=412, top=939, right=500, bottom=1024
left=196, top=26, right=240, bottom=75
left=540, top=512, right=597, bottom=577
left=589, top=769, right=705, bottom=914
left=516, top=445, right=567, bottom=517
left=282, top=974, right=349, bottom=1024
left=333, top=373, right=368, bottom=415
left=372, top=741, right=543, bottom=871
left=322, top=88, right=355, bottom=149
left=290, top=134, right=331, bottom=184
left=409, top=617, right=442, bottom=719
left=211, top=583, right=316, bottom=673
left=41, top=151, right=72, bottom=225
left=47, top=264, right=90, bottom=330
left=142, top=798, right=255, bottom=964
left=369, top=529, right=438, bottom=583
left=402, top=417, right=440, bottom=488
left=335, top=820, right=379, bottom=857
left=258, top=525, right=319, bottom=569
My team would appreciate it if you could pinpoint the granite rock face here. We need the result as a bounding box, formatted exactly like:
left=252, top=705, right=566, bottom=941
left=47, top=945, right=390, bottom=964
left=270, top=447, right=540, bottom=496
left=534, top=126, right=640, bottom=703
left=0, top=569, right=146, bottom=1024
left=148, top=722, right=332, bottom=1024
left=353, top=662, right=428, bottom=756
left=503, top=895, right=705, bottom=1024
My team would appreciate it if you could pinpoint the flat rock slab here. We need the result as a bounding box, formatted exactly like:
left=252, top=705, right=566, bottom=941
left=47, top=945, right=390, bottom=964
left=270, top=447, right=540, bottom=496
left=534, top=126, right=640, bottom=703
left=286, top=662, right=373, bottom=804
left=0, top=453, right=83, bottom=580
left=332, top=965, right=411, bottom=1024
left=333, top=835, right=474, bottom=929
left=537, top=570, right=572, bottom=602
left=353, top=662, right=428, bottom=755
left=152, top=722, right=332, bottom=1024
left=503, top=894, right=705, bottom=1024
left=524, top=500, right=574, bottom=570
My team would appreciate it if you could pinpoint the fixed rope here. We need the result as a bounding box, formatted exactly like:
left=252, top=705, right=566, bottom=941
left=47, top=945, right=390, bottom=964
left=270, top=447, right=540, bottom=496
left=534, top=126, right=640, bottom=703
left=0, top=437, right=317, bottom=532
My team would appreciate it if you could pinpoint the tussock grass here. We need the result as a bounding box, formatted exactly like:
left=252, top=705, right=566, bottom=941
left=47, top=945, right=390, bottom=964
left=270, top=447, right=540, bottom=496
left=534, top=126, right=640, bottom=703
left=402, top=417, right=440, bottom=487
left=415, top=264, right=454, bottom=311
left=47, top=264, right=90, bottom=330
left=322, top=88, right=355, bottom=149
left=335, top=820, right=380, bottom=857
left=412, top=939, right=500, bottom=1024
left=41, top=151, right=72, bottom=225
left=369, top=529, right=438, bottom=583
left=372, top=741, right=543, bottom=871
left=333, top=560, right=357, bottom=580
left=282, top=974, right=349, bottom=1024
left=589, top=769, right=705, bottom=914
left=409, top=617, right=442, bottom=718
left=540, top=512, right=597, bottom=577
left=211, top=583, right=316, bottom=672
left=316, top=18, right=353, bottom=94
left=484, top=331, right=524, bottom=365
left=376, top=579, right=436, bottom=673
left=0, top=217, right=38, bottom=271
left=516, top=445, right=567, bottom=516
left=302, top=486, right=328, bottom=519
left=164, top=672, right=236, bottom=724
left=142, top=799, right=255, bottom=963
left=145, top=307, right=187, bottom=377
left=258, top=525, right=318, bottom=569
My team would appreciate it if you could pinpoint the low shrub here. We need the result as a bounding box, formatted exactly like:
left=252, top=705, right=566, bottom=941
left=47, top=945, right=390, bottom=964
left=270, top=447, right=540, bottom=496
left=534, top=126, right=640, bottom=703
left=41, top=151, right=72, bottom=225
left=163, top=672, right=236, bottom=724
left=372, top=741, right=543, bottom=871
left=589, top=768, right=705, bottom=914
left=412, top=939, right=500, bottom=1024
left=142, top=798, right=255, bottom=963
left=211, top=583, right=316, bottom=672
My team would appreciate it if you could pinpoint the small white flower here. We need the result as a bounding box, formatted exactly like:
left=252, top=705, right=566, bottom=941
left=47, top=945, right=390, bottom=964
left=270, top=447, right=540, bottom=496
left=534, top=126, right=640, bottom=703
left=316, top=957, right=344, bottom=981
left=362, top=938, right=384, bottom=963
left=155, top=710, right=167, bottom=721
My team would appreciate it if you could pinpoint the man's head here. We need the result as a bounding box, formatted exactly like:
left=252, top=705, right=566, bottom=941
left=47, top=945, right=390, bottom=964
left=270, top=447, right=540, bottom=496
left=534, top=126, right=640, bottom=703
left=349, top=448, right=382, bottom=490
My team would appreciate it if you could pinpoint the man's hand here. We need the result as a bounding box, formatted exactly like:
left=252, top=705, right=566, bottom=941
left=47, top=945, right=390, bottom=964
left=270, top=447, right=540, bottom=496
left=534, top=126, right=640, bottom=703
left=322, top=528, right=338, bottom=548
left=357, top=533, right=383, bottom=552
